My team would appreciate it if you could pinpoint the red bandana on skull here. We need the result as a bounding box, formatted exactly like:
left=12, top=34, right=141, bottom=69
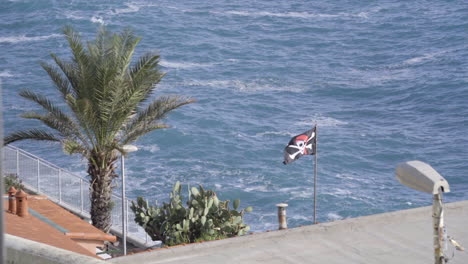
left=283, top=127, right=316, bottom=164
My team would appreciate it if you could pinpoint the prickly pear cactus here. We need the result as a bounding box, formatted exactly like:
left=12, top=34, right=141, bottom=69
left=130, top=181, right=253, bottom=246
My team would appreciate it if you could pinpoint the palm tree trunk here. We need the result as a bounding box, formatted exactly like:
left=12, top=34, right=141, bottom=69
left=88, top=152, right=118, bottom=233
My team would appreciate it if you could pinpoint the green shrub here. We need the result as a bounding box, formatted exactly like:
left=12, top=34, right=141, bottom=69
left=131, top=181, right=252, bottom=246
left=3, top=173, right=24, bottom=193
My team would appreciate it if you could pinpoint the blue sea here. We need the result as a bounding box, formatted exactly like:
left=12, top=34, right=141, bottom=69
left=1, top=0, right=467, bottom=232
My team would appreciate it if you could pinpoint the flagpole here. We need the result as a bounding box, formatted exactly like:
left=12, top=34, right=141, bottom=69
left=313, top=124, right=318, bottom=224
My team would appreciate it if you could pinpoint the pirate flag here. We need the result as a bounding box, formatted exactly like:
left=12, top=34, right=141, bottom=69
left=283, top=127, right=316, bottom=165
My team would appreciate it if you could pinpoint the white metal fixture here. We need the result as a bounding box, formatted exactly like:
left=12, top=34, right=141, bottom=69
left=121, top=144, right=138, bottom=256
left=395, top=160, right=450, bottom=264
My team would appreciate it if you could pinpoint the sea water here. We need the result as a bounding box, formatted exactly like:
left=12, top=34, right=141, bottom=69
left=1, top=0, right=467, bottom=231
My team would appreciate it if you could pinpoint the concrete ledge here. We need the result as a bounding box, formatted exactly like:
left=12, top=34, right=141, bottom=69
left=5, top=234, right=106, bottom=264
left=110, top=200, right=468, bottom=264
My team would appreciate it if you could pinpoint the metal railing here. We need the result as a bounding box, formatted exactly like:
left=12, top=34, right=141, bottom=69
left=3, top=145, right=158, bottom=248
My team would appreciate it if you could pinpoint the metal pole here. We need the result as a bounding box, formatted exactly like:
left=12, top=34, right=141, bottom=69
left=126, top=200, right=130, bottom=234
left=37, top=159, right=40, bottom=192
left=16, top=149, right=20, bottom=177
left=0, top=80, right=6, bottom=264
left=313, top=125, right=318, bottom=224
left=276, top=203, right=288, bottom=230
left=58, top=169, right=62, bottom=203
left=433, top=189, right=446, bottom=264
left=80, top=179, right=84, bottom=213
left=121, top=154, right=127, bottom=255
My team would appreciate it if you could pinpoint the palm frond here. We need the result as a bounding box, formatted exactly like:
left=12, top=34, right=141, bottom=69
left=122, top=96, right=194, bottom=144
left=20, top=90, right=73, bottom=122
left=62, top=139, right=87, bottom=155
left=130, top=53, right=165, bottom=99
left=49, top=53, right=82, bottom=98
left=63, top=25, right=89, bottom=67
left=113, top=29, right=141, bottom=76
left=21, top=112, right=74, bottom=138
left=40, top=62, right=74, bottom=99
left=4, top=129, right=60, bottom=145
left=122, top=123, right=168, bottom=145
left=18, top=90, right=88, bottom=144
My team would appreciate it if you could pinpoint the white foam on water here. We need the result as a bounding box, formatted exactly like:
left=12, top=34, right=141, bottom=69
left=289, top=214, right=310, bottom=221
left=295, top=115, right=348, bottom=127
left=400, top=49, right=453, bottom=67
left=111, top=3, right=141, bottom=15
left=322, top=188, right=353, bottom=197
left=327, top=212, right=343, bottom=221
left=90, top=16, right=105, bottom=24
left=185, top=79, right=304, bottom=93
left=63, top=11, right=87, bottom=21
left=356, top=12, right=369, bottom=18
left=255, top=131, right=296, bottom=137
left=0, top=34, right=61, bottom=44
left=244, top=185, right=269, bottom=192
left=239, top=82, right=304, bottom=93
left=335, top=173, right=371, bottom=184
left=403, top=54, right=437, bottom=65
left=0, top=71, right=14, bottom=78
left=211, top=10, right=371, bottom=19
left=185, top=80, right=234, bottom=88
left=160, top=60, right=214, bottom=69
left=277, top=186, right=313, bottom=199
left=139, top=144, right=160, bottom=153
left=290, top=190, right=312, bottom=199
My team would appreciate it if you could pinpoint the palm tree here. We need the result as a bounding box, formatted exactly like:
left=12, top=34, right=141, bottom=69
left=4, top=26, right=194, bottom=232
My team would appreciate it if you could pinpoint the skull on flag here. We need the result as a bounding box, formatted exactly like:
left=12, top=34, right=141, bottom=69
left=283, top=127, right=316, bottom=164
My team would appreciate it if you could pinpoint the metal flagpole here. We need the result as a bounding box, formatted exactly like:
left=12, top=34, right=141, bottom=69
left=313, top=124, right=318, bottom=224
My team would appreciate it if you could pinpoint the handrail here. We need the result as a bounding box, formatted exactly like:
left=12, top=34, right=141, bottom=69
left=3, top=145, right=159, bottom=249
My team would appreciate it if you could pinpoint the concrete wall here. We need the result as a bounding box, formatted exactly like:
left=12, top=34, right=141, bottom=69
left=110, top=200, right=468, bottom=264
left=5, top=234, right=105, bottom=264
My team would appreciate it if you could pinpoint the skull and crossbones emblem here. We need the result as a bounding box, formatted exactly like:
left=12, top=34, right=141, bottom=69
left=287, top=132, right=315, bottom=160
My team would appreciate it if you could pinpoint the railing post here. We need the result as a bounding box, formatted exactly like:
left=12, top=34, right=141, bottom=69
left=80, top=179, right=84, bottom=213
left=37, top=159, right=40, bottom=192
left=58, top=169, right=62, bottom=203
left=276, top=203, right=288, bottom=230
left=16, top=149, right=20, bottom=177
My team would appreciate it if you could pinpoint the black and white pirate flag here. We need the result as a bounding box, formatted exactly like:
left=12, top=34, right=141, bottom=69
left=283, top=126, right=316, bottom=165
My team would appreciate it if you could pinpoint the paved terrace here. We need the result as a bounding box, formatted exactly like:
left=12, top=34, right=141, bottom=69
left=110, top=200, right=468, bottom=264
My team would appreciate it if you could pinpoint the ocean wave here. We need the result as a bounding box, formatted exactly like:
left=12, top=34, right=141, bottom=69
left=210, top=10, right=369, bottom=19
left=394, top=49, right=453, bottom=68
left=63, top=2, right=147, bottom=23
left=185, top=79, right=305, bottom=93
left=90, top=16, right=105, bottom=24
left=138, top=144, right=160, bottom=153
left=244, top=185, right=270, bottom=192
left=63, top=11, right=87, bottom=21
left=160, top=60, right=214, bottom=69
left=0, top=34, right=61, bottom=44
left=326, top=212, right=343, bottom=221
left=255, top=131, right=296, bottom=137
left=295, top=115, right=348, bottom=127
left=289, top=215, right=310, bottom=221
left=107, top=2, right=161, bottom=16
left=0, top=71, right=14, bottom=78
left=335, top=173, right=371, bottom=183
left=403, top=53, right=439, bottom=65
left=112, top=3, right=141, bottom=15
left=322, top=188, right=353, bottom=196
